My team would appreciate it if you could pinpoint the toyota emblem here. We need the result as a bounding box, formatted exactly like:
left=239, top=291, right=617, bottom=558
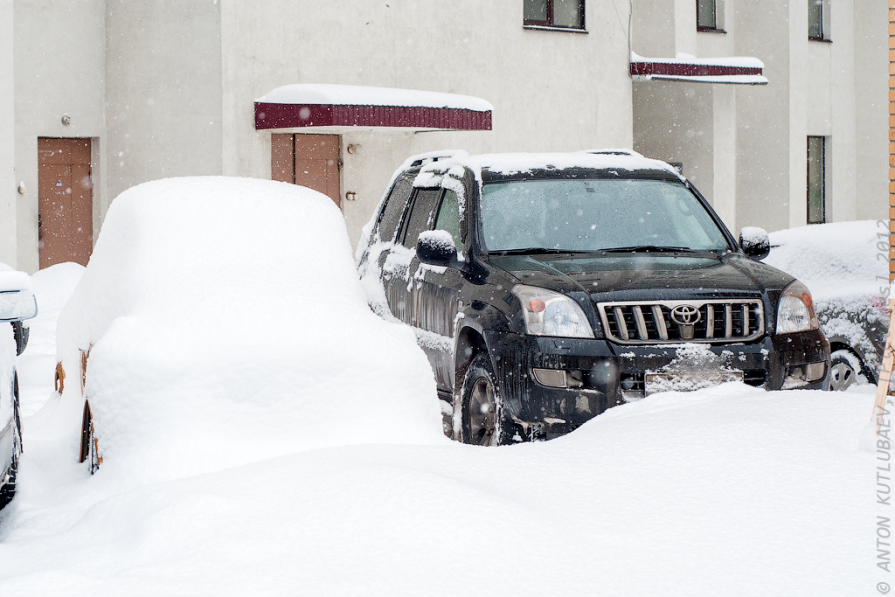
left=670, top=304, right=701, bottom=326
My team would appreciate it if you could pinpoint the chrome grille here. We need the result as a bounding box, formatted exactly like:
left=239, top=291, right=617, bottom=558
left=597, top=299, right=764, bottom=345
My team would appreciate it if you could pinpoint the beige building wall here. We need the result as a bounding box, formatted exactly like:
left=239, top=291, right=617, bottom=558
left=632, top=0, right=741, bottom=232
left=12, top=0, right=107, bottom=274
left=635, top=0, right=884, bottom=236
left=105, top=0, right=224, bottom=204
left=0, top=0, right=14, bottom=266
left=855, top=0, right=889, bottom=222
left=3, top=0, right=886, bottom=270
left=220, top=0, right=634, bottom=248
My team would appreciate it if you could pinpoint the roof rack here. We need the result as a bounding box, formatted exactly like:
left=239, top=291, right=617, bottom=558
left=580, top=149, right=643, bottom=158
left=407, top=150, right=467, bottom=168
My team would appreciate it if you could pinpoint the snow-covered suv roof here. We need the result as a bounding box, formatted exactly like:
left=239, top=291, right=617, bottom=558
left=398, top=149, right=684, bottom=184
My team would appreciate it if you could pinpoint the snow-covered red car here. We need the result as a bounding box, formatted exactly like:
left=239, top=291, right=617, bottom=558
left=0, top=265, right=37, bottom=509
left=55, top=177, right=443, bottom=478
left=765, top=220, right=888, bottom=391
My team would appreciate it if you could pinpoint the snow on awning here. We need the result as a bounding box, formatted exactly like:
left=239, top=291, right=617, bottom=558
left=254, top=84, right=493, bottom=131
left=630, top=52, right=768, bottom=85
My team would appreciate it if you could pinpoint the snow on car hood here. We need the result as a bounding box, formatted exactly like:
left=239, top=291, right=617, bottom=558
left=55, top=176, right=444, bottom=485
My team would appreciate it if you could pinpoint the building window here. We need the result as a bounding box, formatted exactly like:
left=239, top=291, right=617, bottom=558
left=697, top=0, right=717, bottom=31
left=807, top=136, right=826, bottom=224
left=524, top=0, right=585, bottom=30
left=808, top=0, right=830, bottom=41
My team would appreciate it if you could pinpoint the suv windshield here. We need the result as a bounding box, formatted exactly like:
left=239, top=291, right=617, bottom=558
left=480, top=179, right=731, bottom=253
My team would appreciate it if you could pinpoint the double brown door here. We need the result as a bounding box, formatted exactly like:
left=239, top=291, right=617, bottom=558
left=271, top=133, right=341, bottom=207
left=38, top=138, right=93, bottom=268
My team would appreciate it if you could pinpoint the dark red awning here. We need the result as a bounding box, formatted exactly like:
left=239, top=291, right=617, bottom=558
left=630, top=53, right=768, bottom=85
left=254, top=84, right=493, bottom=131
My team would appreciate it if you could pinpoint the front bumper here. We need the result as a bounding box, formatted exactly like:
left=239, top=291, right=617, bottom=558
left=485, top=329, right=829, bottom=438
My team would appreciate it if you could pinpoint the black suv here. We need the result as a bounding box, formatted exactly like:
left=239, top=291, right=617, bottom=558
left=358, top=150, right=830, bottom=445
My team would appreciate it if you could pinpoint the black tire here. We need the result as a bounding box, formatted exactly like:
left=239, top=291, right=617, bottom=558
left=829, top=349, right=866, bottom=391
left=459, top=353, right=512, bottom=446
left=0, top=374, right=22, bottom=511
left=80, top=401, right=99, bottom=474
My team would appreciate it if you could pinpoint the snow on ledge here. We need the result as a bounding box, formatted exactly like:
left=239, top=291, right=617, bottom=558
left=256, top=84, right=493, bottom=112
left=630, top=51, right=768, bottom=85
left=255, top=84, right=493, bottom=131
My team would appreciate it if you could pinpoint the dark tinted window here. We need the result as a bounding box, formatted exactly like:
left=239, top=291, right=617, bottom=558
left=697, top=0, right=716, bottom=29
left=400, top=189, right=443, bottom=248
left=808, top=0, right=825, bottom=39
left=807, top=136, right=825, bottom=224
left=523, top=0, right=584, bottom=29
left=377, top=175, right=414, bottom=243
left=434, top=189, right=462, bottom=249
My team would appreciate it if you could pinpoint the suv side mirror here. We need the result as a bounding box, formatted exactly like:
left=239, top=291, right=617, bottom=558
left=739, top=227, right=770, bottom=261
left=417, top=231, right=461, bottom=268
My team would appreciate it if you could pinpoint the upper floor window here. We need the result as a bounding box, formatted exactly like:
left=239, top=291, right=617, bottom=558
left=807, top=136, right=826, bottom=224
left=524, top=0, right=585, bottom=31
left=808, top=0, right=830, bottom=41
left=697, top=0, right=724, bottom=32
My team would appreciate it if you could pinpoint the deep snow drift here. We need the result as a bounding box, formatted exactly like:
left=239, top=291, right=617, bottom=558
left=15, top=262, right=84, bottom=417
left=0, top=195, right=880, bottom=596
left=53, top=177, right=444, bottom=485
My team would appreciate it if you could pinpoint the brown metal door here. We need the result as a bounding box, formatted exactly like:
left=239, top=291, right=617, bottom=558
left=270, top=134, right=295, bottom=183
left=293, top=134, right=341, bottom=207
left=38, top=138, right=93, bottom=268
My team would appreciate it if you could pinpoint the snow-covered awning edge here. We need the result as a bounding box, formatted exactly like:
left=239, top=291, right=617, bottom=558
left=254, top=84, right=493, bottom=131
left=630, top=51, right=768, bottom=86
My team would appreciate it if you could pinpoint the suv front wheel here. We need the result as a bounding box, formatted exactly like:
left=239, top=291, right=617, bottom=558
left=459, top=353, right=513, bottom=446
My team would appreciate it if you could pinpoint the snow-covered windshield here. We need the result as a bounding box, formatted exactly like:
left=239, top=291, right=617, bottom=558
left=480, top=179, right=730, bottom=253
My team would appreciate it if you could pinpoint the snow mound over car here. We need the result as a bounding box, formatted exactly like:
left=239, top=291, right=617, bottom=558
left=55, top=177, right=443, bottom=484
left=765, top=220, right=886, bottom=300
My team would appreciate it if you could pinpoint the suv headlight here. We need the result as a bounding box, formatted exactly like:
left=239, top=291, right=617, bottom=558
left=512, top=285, right=594, bottom=339
left=776, top=281, right=818, bottom=334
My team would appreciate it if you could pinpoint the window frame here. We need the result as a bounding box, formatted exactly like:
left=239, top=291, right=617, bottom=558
left=806, top=136, right=826, bottom=225
left=399, top=188, right=443, bottom=249
left=523, top=0, right=586, bottom=32
left=696, top=0, right=725, bottom=33
left=808, top=0, right=831, bottom=42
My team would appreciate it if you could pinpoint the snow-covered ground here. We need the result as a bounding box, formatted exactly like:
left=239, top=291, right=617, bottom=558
left=0, top=196, right=881, bottom=596
left=0, top=261, right=878, bottom=595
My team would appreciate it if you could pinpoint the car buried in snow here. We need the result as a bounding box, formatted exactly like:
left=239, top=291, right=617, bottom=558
left=764, top=220, right=889, bottom=391
left=357, top=150, right=831, bottom=445
left=0, top=266, right=37, bottom=509
left=56, top=177, right=443, bottom=476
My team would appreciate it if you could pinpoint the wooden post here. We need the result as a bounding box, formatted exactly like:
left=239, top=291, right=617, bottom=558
left=874, top=303, right=895, bottom=428
left=880, top=0, right=895, bottom=432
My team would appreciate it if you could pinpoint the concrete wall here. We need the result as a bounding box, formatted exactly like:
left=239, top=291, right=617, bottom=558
left=105, top=0, right=223, bottom=204
left=220, top=0, right=634, bottom=248
left=13, top=0, right=107, bottom=273
left=0, top=0, right=14, bottom=266
left=632, top=81, right=714, bottom=192
left=731, top=2, right=792, bottom=233
left=854, top=0, right=889, bottom=222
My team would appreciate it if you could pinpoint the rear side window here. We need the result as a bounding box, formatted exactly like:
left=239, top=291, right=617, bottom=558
left=400, top=189, right=443, bottom=248
left=434, top=189, right=462, bottom=249
left=377, top=175, right=414, bottom=243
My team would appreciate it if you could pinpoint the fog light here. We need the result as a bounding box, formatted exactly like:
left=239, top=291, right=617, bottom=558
left=532, top=368, right=568, bottom=388
left=805, top=362, right=826, bottom=382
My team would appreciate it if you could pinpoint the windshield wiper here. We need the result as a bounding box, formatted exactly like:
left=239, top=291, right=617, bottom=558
left=598, top=245, right=703, bottom=254
left=490, top=247, right=585, bottom=255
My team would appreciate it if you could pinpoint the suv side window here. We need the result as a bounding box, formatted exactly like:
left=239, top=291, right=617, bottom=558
left=400, top=189, right=442, bottom=248
left=434, top=189, right=462, bottom=249
left=377, top=175, right=414, bottom=243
